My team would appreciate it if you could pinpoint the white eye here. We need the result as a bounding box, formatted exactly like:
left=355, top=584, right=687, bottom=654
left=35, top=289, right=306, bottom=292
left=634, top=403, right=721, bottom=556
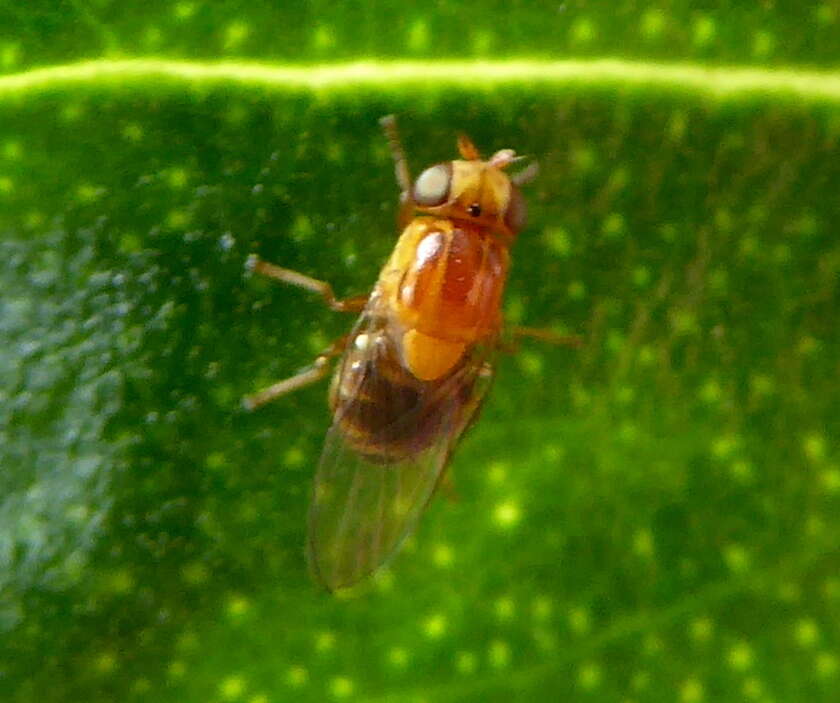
left=412, top=163, right=452, bottom=206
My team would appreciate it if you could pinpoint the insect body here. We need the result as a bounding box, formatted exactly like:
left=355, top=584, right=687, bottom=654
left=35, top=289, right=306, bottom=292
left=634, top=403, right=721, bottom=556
left=246, top=117, right=551, bottom=591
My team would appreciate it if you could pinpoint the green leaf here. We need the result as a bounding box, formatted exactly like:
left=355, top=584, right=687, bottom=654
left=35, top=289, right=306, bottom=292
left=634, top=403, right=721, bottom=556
left=2, top=8, right=840, bottom=703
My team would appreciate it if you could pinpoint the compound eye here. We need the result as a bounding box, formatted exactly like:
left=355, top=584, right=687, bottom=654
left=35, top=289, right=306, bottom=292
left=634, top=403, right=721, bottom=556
left=412, top=163, right=452, bottom=207
left=504, top=186, right=527, bottom=233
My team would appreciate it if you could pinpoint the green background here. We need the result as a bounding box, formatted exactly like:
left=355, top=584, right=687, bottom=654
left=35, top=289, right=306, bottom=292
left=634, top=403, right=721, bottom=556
left=1, top=2, right=839, bottom=702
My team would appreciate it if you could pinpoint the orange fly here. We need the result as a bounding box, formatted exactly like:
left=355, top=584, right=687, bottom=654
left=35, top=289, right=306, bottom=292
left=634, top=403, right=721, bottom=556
left=245, top=116, right=576, bottom=591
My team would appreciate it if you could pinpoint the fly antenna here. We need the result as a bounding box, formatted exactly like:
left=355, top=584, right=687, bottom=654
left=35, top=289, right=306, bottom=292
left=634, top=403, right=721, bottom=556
left=511, top=160, right=539, bottom=186
left=457, top=133, right=481, bottom=160
left=380, top=115, right=412, bottom=196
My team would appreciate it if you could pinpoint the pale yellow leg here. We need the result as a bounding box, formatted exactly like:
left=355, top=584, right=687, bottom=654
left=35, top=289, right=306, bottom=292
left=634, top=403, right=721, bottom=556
left=512, top=325, right=583, bottom=348
left=249, top=257, right=367, bottom=313
left=242, top=358, right=331, bottom=411
left=242, top=335, right=349, bottom=411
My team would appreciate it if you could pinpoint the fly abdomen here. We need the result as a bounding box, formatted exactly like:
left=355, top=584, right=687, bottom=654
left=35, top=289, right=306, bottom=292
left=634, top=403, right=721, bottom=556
left=330, top=324, right=472, bottom=463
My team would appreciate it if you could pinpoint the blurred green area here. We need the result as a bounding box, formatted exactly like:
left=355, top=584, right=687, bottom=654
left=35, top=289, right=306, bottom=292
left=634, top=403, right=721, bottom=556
left=1, top=3, right=840, bottom=703
left=1, top=1, right=840, bottom=73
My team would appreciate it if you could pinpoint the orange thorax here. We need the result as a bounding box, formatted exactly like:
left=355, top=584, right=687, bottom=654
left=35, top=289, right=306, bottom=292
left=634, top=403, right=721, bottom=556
left=380, top=217, right=509, bottom=380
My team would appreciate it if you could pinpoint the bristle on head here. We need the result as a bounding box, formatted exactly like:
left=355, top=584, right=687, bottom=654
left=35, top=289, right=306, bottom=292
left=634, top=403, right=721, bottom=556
left=457, top=134, right=481, bottom=160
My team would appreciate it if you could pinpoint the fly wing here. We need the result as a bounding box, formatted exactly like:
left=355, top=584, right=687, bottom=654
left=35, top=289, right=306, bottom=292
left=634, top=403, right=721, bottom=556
left=307, top=305, right=495, bottom=591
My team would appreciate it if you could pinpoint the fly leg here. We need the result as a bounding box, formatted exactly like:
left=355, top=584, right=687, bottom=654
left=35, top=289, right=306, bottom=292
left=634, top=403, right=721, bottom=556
left=247, top=256, right=368, bottom=313
left=512, top=326, right=583, bottom=348
left=242, top=335, right=348, bottom=411
left=500, top=326, right=584, bottom=353
left=380, top=114, right=415, bottom=229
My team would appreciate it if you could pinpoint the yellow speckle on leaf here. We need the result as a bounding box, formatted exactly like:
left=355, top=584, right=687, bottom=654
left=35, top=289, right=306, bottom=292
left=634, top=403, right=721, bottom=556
left=699, top=378, right=722, bottom=404
left=423, top=613, right=448, bottom=639
left=570, top=17, right=596, bottom=44
left=667, top=112, right=687, bottom=142
left=2, top=140, right=20, bottom=159
left=144, top=26, right=162, bottom=47
left=489, top=639, right=511, bottom=669
left=132, top=678, right=151, bottom=695
left=291, top=214, right=314, bottom=242
left=693, top=15, right=716, bottom=47
left=76, top=183, right=103, bottom=203
left=315, top=631, right=335, bottom=652
left=641, top=9, right=666, bottom=38
left=569, top=606, right=591, bottom=635
left=821, top=466, right=840, bottom=493
left=226, top=594, right=250, bottom=618
left=728, top=641, right=754, bottom=671
left=643, top=633, right=663, bottom=656
left=1, top=43, right=20, bottom=69
left=286, top=665, right=308, bottom=687
left=544, top=226, right=571, bottom=257
left=795, top=618, right=819, bottom=648
left=730, top=460, right=755, bottom=484
left=816, top=4, right=837, bottom=25
left=470, top=30, right=493, bottom=54
left=724, top=543, right=750, bottom=574
left=803, top=433, right=826, bottom=463
left=408, top=19, right=429, bottom=52
left=312, top=25, right=336, bottom=51
left=602, top=212, right=626, bottom=239
left=95, top=651, right=117, bottom=675
left=752, top=30, right=775, bottom=58
left=283, top=446, right=305, bottom=469
left=174, top=2, right=196, bottom=20
left=633, top=670, right=650, bottom=691
left=388, top=647, right=409, bottom=669
left=432, top=542, right=454, bottom=568
left=167, top=167, right=188, bottom=188
left=712, top=434, right=740, bottom=460
left=742, top=676, right=763, bottom=699
left=690, top=617, right=713, bottom=644
left=633, top=265, right=651, bottom=288
left=681, top=677, right=704, bottom=702
left=494, top=596, right=515, bottom=622
left=816, top=651, right=838, bottom=678
left=671, top=309, right=698, bottom=336
left=455, top=650, right=476, bottom=675
left=568, top=280, right=587, bottom=300
left=571, top=145, right=595, bottom=173
left=487, top=461, right=509, bottom=485
left=166, top=210, right=189, bottom=229
left=220, top=676, right=246, bottom=700
left=578, top=662, right=602, bottom=689
left=122, top=123, right=143, bottom=142
left=224, top=22, right=250, bottom=50
left=632, top=529, right=654, bottom=559
left=24, top=211, right=44, bottom=229
left=176, top=631, right=198, bottom=652
left=493, top=500, right=521, bottom=529
left=330, top=677, right=354, bottom=699
left=106, top=568, right=134, bottom=594
left=517, top=350, right=543, bottom=377
left=532, top=595, right=553, bottom=621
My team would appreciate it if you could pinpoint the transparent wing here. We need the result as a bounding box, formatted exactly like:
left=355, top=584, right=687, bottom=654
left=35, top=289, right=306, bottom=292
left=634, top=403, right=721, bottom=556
left=307, top=310, right=494, bottom=591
